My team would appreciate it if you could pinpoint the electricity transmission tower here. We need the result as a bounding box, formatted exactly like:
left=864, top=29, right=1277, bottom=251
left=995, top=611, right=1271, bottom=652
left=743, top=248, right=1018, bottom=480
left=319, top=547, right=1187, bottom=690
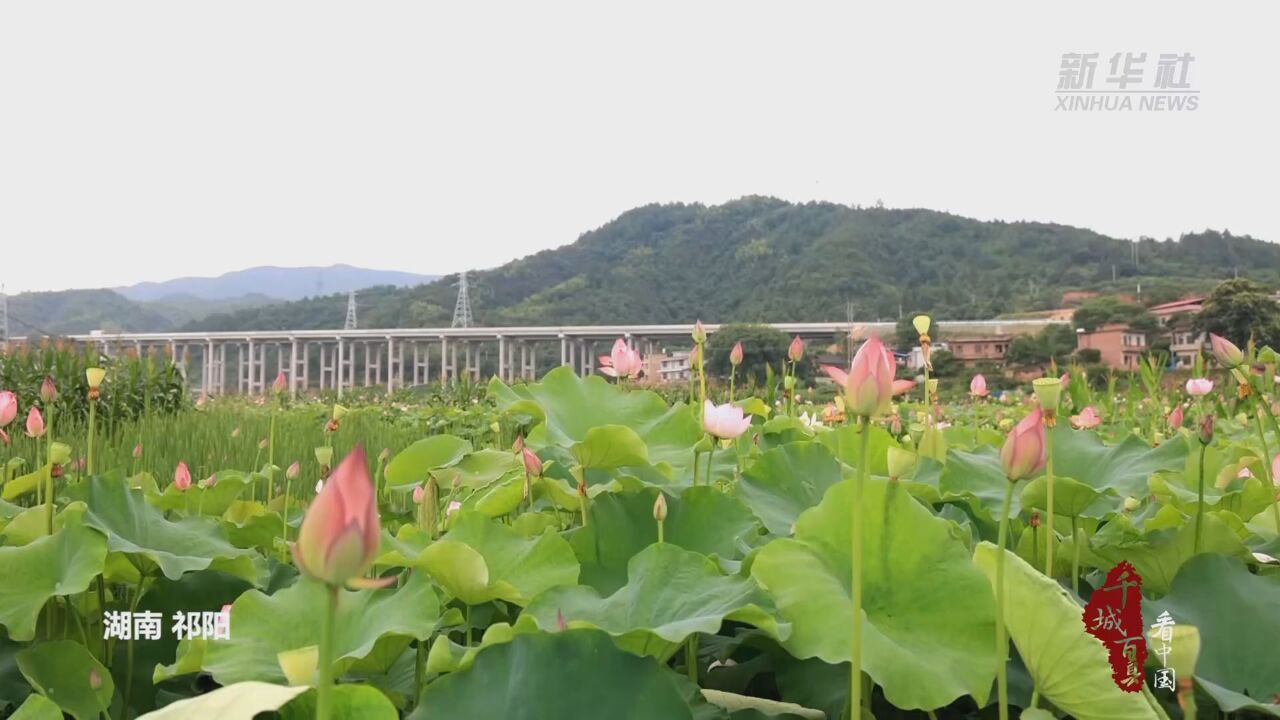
left=452, top=271, right=474, bottom=328
left=344, top=291, right=358, bottom=330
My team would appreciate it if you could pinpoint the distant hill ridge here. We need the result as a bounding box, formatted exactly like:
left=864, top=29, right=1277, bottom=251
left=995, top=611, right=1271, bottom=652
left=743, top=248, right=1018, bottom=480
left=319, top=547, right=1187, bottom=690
left=117, top=264, right=437, bottom=302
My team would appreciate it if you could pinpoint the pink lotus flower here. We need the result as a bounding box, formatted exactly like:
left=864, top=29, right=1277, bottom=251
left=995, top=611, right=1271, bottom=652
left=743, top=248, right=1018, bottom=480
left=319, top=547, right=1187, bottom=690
left=970, top=374, right=989, bottom=398
left=39, top=376, right=56, bottom=404
left=272, top=371, right=288, bottom=395
left=293, top=446, right=386, bottom=587
left=788, top=336, right=805, bottom=362
left=691, top=320, right=707, bottom=344
left=173, top=462, right=192, bottom=491
left=413, top=483, right=425, bottom=504
left=729, top=341, right=744, bottom=367
left=822, top=335, right=894, bottom=418
left=598, top=338, right=643, bottom=379
left=1070, top=406, right=1101, bottom=430
left=1209, top=333, right=1244, bottom=368
left=1186, top=378, right=1214, bottom=397
left=286, top=461, right=301, bottom=480
left=892, top=379, right=916, bottom=396
left=25, top=407, right=44, bottom=438
left=447, top=500, right=462, bottom=516
left=1168, top=405, right=1184, bottom=429
left=521, top=446, right=543, bottom=476
left=702, top=400, right=752, bottom=440
left=1001, top=407, right=1046, bottom=481
left=0, top=391, right=16, bottom=427
left=1060, top=372, right=1070, bottom=389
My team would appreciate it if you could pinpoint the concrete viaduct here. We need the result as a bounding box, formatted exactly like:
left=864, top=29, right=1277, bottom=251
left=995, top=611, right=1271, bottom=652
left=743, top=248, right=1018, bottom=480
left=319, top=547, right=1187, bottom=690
left=11, top=319, right=1063, bottom=398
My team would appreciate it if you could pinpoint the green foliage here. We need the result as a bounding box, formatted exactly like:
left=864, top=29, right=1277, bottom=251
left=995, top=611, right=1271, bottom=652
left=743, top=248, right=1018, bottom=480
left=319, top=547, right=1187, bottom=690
left=1072, top=296, right=1158, bottom=333
left=704, top=323, right=801, bottom=383
left=1006, top=325, right=1079, bottom=366
left=1192, top=278, right=1280, bottom=349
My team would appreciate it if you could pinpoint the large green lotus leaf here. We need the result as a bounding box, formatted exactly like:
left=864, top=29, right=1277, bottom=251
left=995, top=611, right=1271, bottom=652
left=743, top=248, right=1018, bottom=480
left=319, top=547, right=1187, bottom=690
left=471, top=475, right=524, bottom=518
left=386, top=435, right=471, bottom=487
left=490, top=367, right=702, bottom=472
left=751, top=477, right=997, bottom=711
left=939, top=447, right=1021, bottom=524
left=525, top=543, right=788, bottom=660
left=0, top=512, right=107, bottom=641
left=1020, top=475, right=1104, bottom=519
left=432, top=449, right=519, bottom=490
left=1196, top=678, right=1280, bottom=718
left=1049, top=426, right=1187, bottom=500
left=701, top=689, right=822, bottom=720
left=816, top=424, right=899, bottom=476
left=0, top=464, right=49, bottom=501
left=572, top=487, right=760, bottom=594
left=571, top=424, right=650, bottom=469
left=278, top=684, right=398, bottom=719
left=972, top=543, right=1163, bottom=720
left=1091, top=511, right=1250, bottom=596
left=148, top=471, right=250, bottom=516
left=135, top=682, right=308, bottom=720
left=196, top=572, right=440, bottom=685
left=71, top=475, right=259, bottom=583
left=739, top=442, right=843, bottom=535
left=410, top=629, right=699, bottom=720
left=8, top=694, right=62, bottom=720
left=419, top=511, right=578, bottom=606
left=16, top=641, right=113, bottom=720
left=1150, top=472, right=1275, bottom=521
left=1146, top=554, right=1280, bottom=704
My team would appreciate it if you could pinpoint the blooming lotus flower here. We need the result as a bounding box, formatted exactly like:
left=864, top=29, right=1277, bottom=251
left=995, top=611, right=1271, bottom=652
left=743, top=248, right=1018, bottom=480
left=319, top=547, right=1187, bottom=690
left=1070, top=406, right=1101, bottom=430
left=729, top=341, right=744, bottom=367
left=286, top=461, right=301, bottom=480
left=798, top=411, right=824, bottom=430
left=703, top=400, right=752, bottom=440
left=293, top=446, right=385, bottom=587
left=85, top=368, right=106, bottom=390
left=598, top=338, right=643, bottom=379
left=1186, top=378, right=1213, bottom=397
left=199, top=474, right=217, bottom=489
left=970, top=374, right=989, bottom=398
left=272, top=371, right=288, bottom=395
left=0, top=391, right=16, bottom=427
left=174, top=462, right=192, bottom=491
left=1000, top=407, right=1046, bottom=481
left=25, top=407, right=44, bottom=438
left=1209, top=333, right=1244, bottom=368
left=40, top=376, right=56, bottom=404
left=788, top=336, right=805, bottom=362
left=1168, top=405, right=1184, bottom=429
left=822, top=336, right=894, bottom=418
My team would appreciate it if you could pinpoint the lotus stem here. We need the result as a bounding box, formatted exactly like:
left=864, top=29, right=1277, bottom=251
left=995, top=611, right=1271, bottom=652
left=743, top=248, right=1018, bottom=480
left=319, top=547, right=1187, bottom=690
left=87, top=400, right=97, bottom=476
left=1044, top=428, right=1056, bottom=578
left=316, top=583, right=339, bottom=720
left=1071, top=515, right=1081, bottom=597
left=849, top=415, right=869, bottom=717
left=995, top=479, right=1016, bottom=720
left=45, top=406, right=55, bottom=536
left=729, top=367, right=736, bottom=404
left=685, top=633, right=698, bottom=683
left=267, top=406, right=277, bottom=503
left=1194, top=443, right=1207, bottom=554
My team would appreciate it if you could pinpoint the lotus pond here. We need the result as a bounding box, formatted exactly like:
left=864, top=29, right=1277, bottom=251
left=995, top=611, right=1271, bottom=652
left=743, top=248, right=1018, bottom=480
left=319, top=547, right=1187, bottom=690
left=0, top=335, right=1277, bottom=720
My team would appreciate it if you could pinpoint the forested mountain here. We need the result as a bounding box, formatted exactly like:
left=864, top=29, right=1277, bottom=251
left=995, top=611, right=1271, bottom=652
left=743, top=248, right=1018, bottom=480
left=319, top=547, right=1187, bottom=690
left=118, top=264, right=436, bottom=302
left=188, top=198, right=1278, bottom=331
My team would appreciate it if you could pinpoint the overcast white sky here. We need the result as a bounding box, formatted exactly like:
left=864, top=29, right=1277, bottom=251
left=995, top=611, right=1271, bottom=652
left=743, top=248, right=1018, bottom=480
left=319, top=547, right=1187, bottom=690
left=1, top=2, right=1274, bottom=293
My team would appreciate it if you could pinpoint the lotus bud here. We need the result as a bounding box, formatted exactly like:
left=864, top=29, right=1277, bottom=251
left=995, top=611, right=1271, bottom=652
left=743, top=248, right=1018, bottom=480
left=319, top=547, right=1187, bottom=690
left=231, top=426, right=241, bottom=438
left=0, top=391, right=15, bottom=428
left=272, top=371, right=288, bottom=395
left=729, top=341, right=744, bottom=367
left=970, top=374, right=989, bottom=398
left=1029, top=511, right=1041, bottom=528
left=825, top=335, right=894, bottom=418
left=378, top=448, right=390, bottom=464
left=1122, top=496, right=1140, bottom=512
left=521, top=446, right=543, bottom=477
left=691, top=320, right=707, bottom=345
left=25, top=406, right=45, bottom=438
left=1060, top=372, right=1070, bottom=390
left=174, top=462, right=192, bottom=491
left=1198, top=414, right=1214, bottom=445
left=653, top=492, right=668, bottom=522
left=1000, top=407, right=1046, bottom=481
left=199, top=473, right=217, bottom=489
left=258, top=438, right=269, bottom=450
left=40, top=376, right=56, bottom=404
left=886, top=447, right=917, bottom=481
left=788, top=336, right=805, bottom=362
left=688, top=345, right=703, bottom=371
left=1185, top=378, right=1213, bottom=397
left=85, top=368, right=106, bottom=400
left=294, top=447, right=383, bottom=586
left=413, top=483, right=425, bottom=504
left=1209, top=334, right=1244, bottom=369
left=1168, top=405, right=1184, bottom=429
left=286, top=461, right=301, bottom=480
left=132, top=442, right=142, bottom=459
